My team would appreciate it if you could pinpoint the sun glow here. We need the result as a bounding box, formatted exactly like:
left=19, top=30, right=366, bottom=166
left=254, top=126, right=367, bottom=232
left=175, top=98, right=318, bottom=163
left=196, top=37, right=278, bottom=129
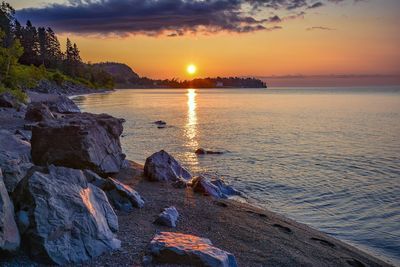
left=187, top=64, right=197, bottom=75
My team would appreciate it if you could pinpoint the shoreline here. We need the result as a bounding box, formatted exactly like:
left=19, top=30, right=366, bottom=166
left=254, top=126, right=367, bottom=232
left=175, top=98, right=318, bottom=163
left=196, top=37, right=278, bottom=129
left=0, top=89, right=395, bottom=266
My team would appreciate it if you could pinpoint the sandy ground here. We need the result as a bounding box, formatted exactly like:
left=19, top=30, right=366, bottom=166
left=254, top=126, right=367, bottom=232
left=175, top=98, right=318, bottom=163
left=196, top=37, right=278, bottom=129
left=81, top=161, right=392, bottom=267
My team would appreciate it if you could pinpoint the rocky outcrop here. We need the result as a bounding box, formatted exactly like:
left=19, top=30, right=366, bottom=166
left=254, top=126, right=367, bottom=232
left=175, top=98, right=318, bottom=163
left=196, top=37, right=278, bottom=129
left=154, top=207, right=179, bottom=228
left=12, top=165, right=120, bottom=265
left=0, top=130, right=33, bottom=192
left=190, top=176, right=241, bottom=199
left=0, top=169, right=20, bottom=252
left=31, top=112, right=125, bottom=176
left=195, top=148, right=224, bottom=155
left=0, top=92, right=17, bottom=108
left=144, top=150, right=192, bottom=182
left=24, top=103, right=55, bottom=122
left=148, top=232, right=238, bottom=267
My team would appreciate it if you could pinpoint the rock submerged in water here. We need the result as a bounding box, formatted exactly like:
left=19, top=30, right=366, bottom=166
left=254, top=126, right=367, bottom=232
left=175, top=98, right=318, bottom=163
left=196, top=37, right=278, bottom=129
left=148, top=232, right=238, bottom=267
left=0, top=130, right=33, bottom=193
left=195, top=148, right=224, bottom=155
left=31, top=112, right=126, bottom=176
left=0, top=168, right=20, bottom=252
left=12, top=165, right=120, bottom=265
left=154, top=206, right=179, bottom=228
left=144, top=150, right=192, bottom=182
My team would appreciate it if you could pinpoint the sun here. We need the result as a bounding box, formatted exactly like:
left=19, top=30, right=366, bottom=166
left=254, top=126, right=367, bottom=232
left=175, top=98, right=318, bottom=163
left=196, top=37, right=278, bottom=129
left=187, top=64, right=197, bottom=75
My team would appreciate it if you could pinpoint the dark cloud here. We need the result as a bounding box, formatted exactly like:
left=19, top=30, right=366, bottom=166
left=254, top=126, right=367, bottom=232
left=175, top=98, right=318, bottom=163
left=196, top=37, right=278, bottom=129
left=15, top=0, right=356, bottom=36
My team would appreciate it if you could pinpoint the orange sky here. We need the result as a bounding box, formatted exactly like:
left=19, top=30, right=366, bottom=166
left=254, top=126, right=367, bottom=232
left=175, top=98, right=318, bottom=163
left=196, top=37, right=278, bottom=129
left=12, top=0, right=400, bottom=79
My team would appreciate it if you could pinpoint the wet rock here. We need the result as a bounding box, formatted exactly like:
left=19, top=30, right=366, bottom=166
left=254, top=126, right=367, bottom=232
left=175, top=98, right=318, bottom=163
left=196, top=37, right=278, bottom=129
left=195, top=148, right=224, bottom=155
left=0, top=169, right=20, bottom=252
left=154, top=207, right=179, bottom=228
left=190, top=176, right=241, bottom=199
left=84, top=170, right=144, bottom=211
left=24, top=103, right=55, bottom=122
left=144, top=150, right=192, bottom=182
left=31, top=112, right=125, bottom=176
left=12, top=165, right=120, bottom=265
left=0, top=92, right=17, bottom=108
left=0, top=130, right=33, bottom=192
left=149, top=232, right=238, bottom=267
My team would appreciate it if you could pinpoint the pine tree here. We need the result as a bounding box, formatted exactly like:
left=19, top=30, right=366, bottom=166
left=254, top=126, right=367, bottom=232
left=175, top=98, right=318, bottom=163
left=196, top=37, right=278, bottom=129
left=19, top=20, right=40, bottom=65
left=0, top=2, right=15, bottom=48
left=37, top=26, right=47, bottom=65
left=46, top=27, right=62, bottom=68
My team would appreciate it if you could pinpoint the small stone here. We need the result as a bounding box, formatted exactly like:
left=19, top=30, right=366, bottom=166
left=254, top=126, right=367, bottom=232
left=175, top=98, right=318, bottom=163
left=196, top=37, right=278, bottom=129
left=154, top=207, right=179, bottom=228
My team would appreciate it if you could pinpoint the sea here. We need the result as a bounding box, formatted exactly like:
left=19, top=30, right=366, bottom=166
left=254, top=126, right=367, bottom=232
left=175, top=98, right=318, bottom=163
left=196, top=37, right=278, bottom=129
left=73, top=86, right=400, bottom=264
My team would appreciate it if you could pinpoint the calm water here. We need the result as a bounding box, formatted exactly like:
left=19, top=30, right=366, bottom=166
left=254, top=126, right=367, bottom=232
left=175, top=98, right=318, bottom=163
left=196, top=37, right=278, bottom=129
left=74, top=87, right=400, bottom=264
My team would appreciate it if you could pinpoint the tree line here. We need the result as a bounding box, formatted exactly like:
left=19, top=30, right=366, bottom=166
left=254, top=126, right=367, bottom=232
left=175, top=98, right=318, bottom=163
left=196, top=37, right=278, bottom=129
left=0, top=1, right=113, bottom=92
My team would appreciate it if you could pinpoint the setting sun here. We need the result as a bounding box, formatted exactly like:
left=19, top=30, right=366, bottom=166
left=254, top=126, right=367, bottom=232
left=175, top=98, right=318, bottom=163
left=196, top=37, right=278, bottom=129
left=187, top=64, right=197, bottom=75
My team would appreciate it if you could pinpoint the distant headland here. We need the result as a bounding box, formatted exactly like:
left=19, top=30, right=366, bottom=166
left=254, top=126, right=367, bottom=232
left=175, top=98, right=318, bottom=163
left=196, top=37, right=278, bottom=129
left=94, top=62, right=267, bottom=89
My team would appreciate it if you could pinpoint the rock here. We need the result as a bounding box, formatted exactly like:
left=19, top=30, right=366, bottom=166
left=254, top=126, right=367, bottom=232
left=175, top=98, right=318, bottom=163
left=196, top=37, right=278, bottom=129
left=31, top=112, right=125, bottom=176
left=149, top=232, right=238, bottom=267
left=190, top=176, right=241, bottom=199
left=195, top=148, right=224, bottom=155
left=42, top=95, right=80, bottom=114
left=0, top=92, right=17, bottom=108
left=12, top=165, right=120, bottom=265
left=0, top=169, right=20, bottom=252
left=154, top=120, right=167, bottom=125
left=14, top=129, right=32, bottom=141
left=0, top=130, right=33, bottom=192
left=84, top=170, right=144, bottom=211
left=24, top=102, right=55, bottom=122
left=144, top=150, right=192, bottom=182
left=210, top=179, right=242, bottom=197
left=154, top=207, right=179, bottom=228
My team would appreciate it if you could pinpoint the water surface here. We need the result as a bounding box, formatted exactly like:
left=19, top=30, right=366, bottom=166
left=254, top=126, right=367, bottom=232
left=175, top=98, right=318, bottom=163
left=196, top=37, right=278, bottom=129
left=74, top=87, right=400, bottom=264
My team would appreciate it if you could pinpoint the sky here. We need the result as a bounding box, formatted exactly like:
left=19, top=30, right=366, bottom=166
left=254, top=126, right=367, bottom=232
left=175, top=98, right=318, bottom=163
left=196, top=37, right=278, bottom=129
left=9, top=0, right=400, bottom=81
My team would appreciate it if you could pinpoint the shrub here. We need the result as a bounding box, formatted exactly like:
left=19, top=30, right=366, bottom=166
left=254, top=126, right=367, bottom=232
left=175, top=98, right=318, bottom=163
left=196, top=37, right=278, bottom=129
left=52, top=72, right=65, bottom=86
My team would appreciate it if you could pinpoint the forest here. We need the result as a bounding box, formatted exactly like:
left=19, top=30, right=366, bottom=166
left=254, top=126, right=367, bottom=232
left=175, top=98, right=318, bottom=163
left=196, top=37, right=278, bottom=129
left=0, top=2, right=114, bottom=101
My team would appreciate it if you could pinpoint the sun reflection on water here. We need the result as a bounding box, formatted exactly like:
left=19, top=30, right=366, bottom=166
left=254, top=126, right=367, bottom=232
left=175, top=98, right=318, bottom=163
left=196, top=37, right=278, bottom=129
left=184, top=89, right=199, bottom=168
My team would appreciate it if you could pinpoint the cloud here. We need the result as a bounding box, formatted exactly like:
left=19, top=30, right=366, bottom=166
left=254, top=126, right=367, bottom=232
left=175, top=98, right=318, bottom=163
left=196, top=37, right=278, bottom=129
left=306, top=26, right=336, bottom=31
left=15, top=0, right=357, bottom=36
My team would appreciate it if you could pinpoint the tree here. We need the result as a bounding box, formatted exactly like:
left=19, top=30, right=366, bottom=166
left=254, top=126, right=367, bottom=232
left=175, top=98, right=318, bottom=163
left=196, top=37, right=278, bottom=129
left=19, top=20, right=40, bottom=65
left=0, top=1, right=15, bottom=48
left=37, top=26, right=47, bottom=65
left=46, top=27, right=62, bottom=68
left=0, top=30, right=23, bottom=86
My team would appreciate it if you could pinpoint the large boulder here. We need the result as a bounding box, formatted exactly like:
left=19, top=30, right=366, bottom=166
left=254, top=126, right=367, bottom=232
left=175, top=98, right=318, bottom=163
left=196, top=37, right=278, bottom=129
left=42, top=95, right=80, bottom=114
left=0, top=130, right=33, bottom=192
left=144, top=150, right=192, bottom=182
left=154, top=206, right=179, bottom=228
left=0, top=169, right=20, bottom=252
left=0, top=92, right=17, bottom=108
left=190, top=176, right=242, bottom=199
left=31, top=112, right=125, bottom=176
left=12, top=165, right=120, bottom=265
left=24, top=102, right=55, bottom=122
left=149, top=232, right=238, bottom=267
left=84, top=170, right=144, bottom=211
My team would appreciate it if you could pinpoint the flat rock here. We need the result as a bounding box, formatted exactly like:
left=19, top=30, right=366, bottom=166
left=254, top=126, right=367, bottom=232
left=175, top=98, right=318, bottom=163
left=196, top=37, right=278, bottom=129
left=144, top=150, right=192, bottom=182
left=0, top=130, right=33, bottom=192
left=154, top=206, right=179, bottom=228
left=12, top=165, right=120, bottom=265
left=31, top=112, right=126, bottom=176
left=0, top=169, right=20, bottom=252
left=149, top=232, right=238, bottom=267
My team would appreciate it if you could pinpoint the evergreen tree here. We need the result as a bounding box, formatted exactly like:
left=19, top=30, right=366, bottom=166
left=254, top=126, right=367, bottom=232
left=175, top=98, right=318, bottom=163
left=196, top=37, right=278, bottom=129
left=0, top=1, right=15, bottom=48
left=37, top=26, right=47, bottom=65
left=19, top=20, right=40, bottom=65
left=46, top=27, right=62, bottom=68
